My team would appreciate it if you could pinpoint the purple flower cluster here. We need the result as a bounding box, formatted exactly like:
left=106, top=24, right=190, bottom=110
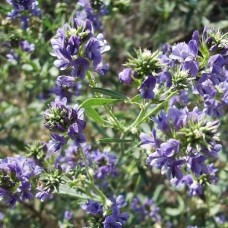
left=51, top=78, right=82, bottom=102
left=119, top=50, right=161, bottom=99
left=81, top=199, right=103, bottom=216
left=6, top=0, right=41, bottom=29
left=87, top=149, right=118, bottom=179
left=103, top=195, right=129, bottom=228
left=196, top=56, right=227, bottom=117
left=164, top=28, right=227, bottom=116
left=81, top=196, right=128, bottom=227
left=169, top=40, right=199, bottom=77
left=131, top=197, right=161, bottom=222
left=51, top=18, right=109, bottom=84
left=0, top=156, right=42, bottom=207
left=141, top=106, right=221, bottom=195
left=44, top=97, right=86, bottom=156
left=119, top=28, right=228, bottom=105
left=57, top=144, right=82, bottom=172
left=76, top=0, right=108, bottom=31
left=36, top=167, right=64, bottom=202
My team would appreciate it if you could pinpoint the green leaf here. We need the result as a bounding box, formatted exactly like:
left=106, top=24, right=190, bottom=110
left=80, top=98, right=119, bottom=108
left=22, top=64, right=33, bottom=72
left=58, top=185, right=89, bottom=200
left=91, top=87, right=128, bottom=100
left=84, top=107, right=104, bottom=125
left=99, top=138, right=134, bottom=143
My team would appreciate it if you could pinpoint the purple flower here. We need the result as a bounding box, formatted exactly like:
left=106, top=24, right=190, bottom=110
left=44, top=97, right=86, bottom=147
left=67, top=105, right=86, bottom=144
left=147, top=149, right=184, bottom=179
left=170, top=41, right=198, bottom=60
left=140, top=129, right=161, bottom=149
left=208, top=54, right=224, bottom=67
left=131, top=197, right=161, bottom=222
left=196, top=75, right=216, bottom=96
left=88, top=150, right=118, bottom=179
left=103, top=196, right=129, bottom=228
left=152, top=107, right=184, bottom=133
left=6, top=0, right=41, bottom=29
left=76, top=0, right=108, bottom=31
left=51, top=18, right=109, bottom=80
left=169, top=40, right=199, bottom=76
left=114, top=195, right=127, bottom=208
left=119, top=68, right=133, bottom=85
left=57, top=76, right=76, bottom=87
left=183, top=60, right=199, bottom=76
left=36, top=186, right=52, bottom=202
left=139, top=75, right=156, bottom=99
left=50, top=82, right=82, bottom=102
left=159, top=139, right=180, bottom=157
left=71, top=58, right=90, bottom=79
left=20, top=40, right=35, bottom=52
left=103, top=215, right=122, bottom=228
left=68, top=123, right=86, bottom=144
left=95, top=63, right=109, bottom=75
left=0, top=156, right=42, bottom=206
left=157, top=71, right=172, bottom=87
left=188, top=182, right=203, bottom=196
left=85, top=37, right=102, bottom=68
left=81, top=200, right=103, bottom=215
left=64, top=211, right=73, bottom=220
left=192, top=30, right=200, bottom=45
left=169, top=90, right=188, bottom=107
left=203, top=96, right=223, bottom=117
left=46, top=133, right=66, bottom=156
left=215, top=214, right=226, bottom=225
left=145, top=105, right=221, bottom=184
left=6, top=52, right=20, bottom=63
left=44, top=97, right=71, bottom=132
left=188, top=155, right=208, bottom=176
left=67, top=35, right=80, bottom=55
left=172, top=175, right=203, bottom=196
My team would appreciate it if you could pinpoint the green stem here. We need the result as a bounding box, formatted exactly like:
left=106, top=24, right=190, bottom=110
left=141, top=91, right=177, bottom=122
left=124, top=91, right=176, bottom=135
left=124, top=101, right=152, bottom=135
left=133, top=175, right=141, bottom=199
left=104, top=106, right=124, bottom=132
left=87, top=181, right=107, bottom=204
left=80, top=148, right=108, bottom=204
left=80, top=148, right=93, bottom=182
left=86, top=72, right=124, bottom=132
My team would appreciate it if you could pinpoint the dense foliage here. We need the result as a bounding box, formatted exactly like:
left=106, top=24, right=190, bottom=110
left=0, top=0, right=228, bottom=227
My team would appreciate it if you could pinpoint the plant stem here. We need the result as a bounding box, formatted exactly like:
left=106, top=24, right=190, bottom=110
left=124, top=91, right=176, bottom=135
left=124, top=101, right=152, bottom=135
left=141, top=91, right=177, bottom=122
left=80, top=148, right=93, bottom=182
left=80, top=147, right=108, bottom=204
left=133, top=175, right=141, bottom=199
left=87, top=181, right=107, bottom=204
left=86, top=72, right=124, bottom=132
